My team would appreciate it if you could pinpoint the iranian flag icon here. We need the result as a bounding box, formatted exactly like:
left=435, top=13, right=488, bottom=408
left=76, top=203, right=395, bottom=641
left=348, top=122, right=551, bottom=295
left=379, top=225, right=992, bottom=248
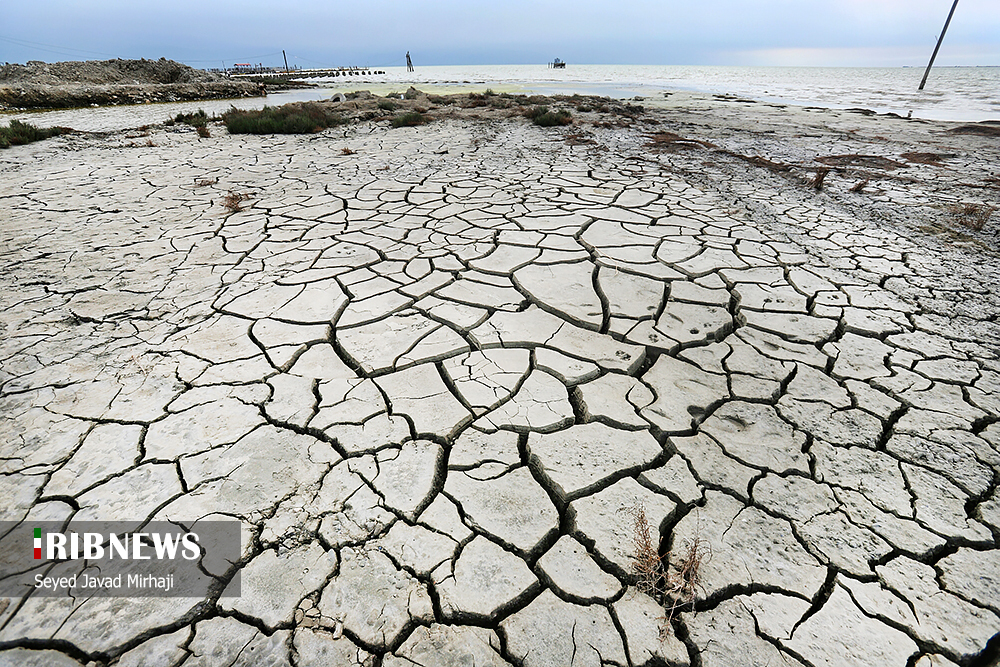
left=33, top=528, right=41, bottom=559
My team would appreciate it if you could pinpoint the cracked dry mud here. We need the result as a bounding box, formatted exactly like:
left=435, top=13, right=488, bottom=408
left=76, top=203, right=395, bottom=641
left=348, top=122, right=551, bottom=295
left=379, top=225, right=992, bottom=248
left=1, top=96, right=1000, bottom=666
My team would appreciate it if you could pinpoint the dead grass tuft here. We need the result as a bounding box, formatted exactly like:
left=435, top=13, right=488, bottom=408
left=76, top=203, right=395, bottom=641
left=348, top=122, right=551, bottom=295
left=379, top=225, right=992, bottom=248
left=623, top=505, right=710, bottom=637
left=810, top=168, right=830, bottom=190
left=645, top=132, right=714, bottom=151
left=815, top=154, right=905, bottom=170
left=900, top=151, right=953, bottom=166
left=565, top=132, right=597, bottom=146
left=627, top=504, right=663, bottom=599
left=341, top=147, right=355, bottom=155
left=951, top=202, right=995, bottom=231
left=663, top=533, right=710, bottom=629
left=224, top=190, right=251, bottom=213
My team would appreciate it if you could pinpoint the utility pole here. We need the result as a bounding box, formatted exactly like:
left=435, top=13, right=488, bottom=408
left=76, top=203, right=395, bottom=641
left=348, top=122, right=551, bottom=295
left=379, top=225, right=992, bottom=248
left=919, top=0, right=960, bottom=90
left=283, top=50, right=289, bottom=73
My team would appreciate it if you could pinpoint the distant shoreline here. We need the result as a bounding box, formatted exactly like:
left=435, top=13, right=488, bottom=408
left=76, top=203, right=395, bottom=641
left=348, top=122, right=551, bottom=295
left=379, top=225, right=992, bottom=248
left=2, top=60, right=997, bottom=121
left=0, top=58, right=304, bottom=111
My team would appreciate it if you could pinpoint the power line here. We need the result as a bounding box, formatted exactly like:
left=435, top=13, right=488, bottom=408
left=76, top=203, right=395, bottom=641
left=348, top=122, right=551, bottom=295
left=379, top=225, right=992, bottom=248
left=227, top=51, right=284, bottom=62
left=0, top=34, right=121, bottom=59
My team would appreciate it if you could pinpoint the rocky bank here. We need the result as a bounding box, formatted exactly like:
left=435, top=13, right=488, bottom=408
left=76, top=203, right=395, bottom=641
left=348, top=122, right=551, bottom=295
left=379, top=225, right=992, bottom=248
left=0, top=58, right=259, bottom=110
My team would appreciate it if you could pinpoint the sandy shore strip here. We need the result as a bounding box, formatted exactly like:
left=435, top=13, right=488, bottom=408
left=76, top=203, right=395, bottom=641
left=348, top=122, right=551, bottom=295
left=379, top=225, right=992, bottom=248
left=1, top=91, right=999, bottom=666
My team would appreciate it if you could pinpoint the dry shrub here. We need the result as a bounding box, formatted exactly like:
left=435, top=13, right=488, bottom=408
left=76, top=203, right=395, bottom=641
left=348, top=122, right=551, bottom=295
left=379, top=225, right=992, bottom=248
left=391, top=111, right=427, bottom=128
left=900, top=151, right=953, bottom=166
left=196, top=125, right=210, bottom=138
left=223, top=103, right=345, bottom=134
left=341, top=147, right=355, bottom=155
left=224, top=191, right=250, bottom=213
left=646, top=132, right=713, bottom=151
left=947, top=123, right=1000, bottom=137
left=952, top=203, right=995, bottom=231
left=815, top=154, right=905, bottom=170
left=628, top=505, right=663, bottom=599
left=565, top=132, right=597, bottom=146
left=194, top=177, right=218, bottom=187
left=623, top=505, right=710, bottom=637
left=664, top=533, right=709, bottom=628
left=810, top=168, right=830, bottom=190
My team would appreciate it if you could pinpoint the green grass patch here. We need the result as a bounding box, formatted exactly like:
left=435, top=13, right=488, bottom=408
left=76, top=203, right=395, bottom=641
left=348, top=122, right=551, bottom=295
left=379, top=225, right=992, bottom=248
left=174, top=109, right=209, bottom=127
left=222, top=103, right=346, bottom=135
left=524, top=106, right=573, bottom=127
left=377, top=99, right=398, bottom=111
left=0, top=120, right=67, bottom=148
left=391, top=111, right=428, bottom=128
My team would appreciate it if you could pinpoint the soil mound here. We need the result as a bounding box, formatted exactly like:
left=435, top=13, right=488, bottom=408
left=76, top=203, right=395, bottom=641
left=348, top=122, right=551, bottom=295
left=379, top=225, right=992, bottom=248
left=0, top=58, right=258, bottom=110
left=0, top=58, right=225, bottom=86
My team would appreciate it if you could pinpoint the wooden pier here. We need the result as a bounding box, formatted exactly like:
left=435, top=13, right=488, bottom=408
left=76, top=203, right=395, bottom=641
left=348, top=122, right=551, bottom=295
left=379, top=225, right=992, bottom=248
left=229, top=67, right=385, bottom=80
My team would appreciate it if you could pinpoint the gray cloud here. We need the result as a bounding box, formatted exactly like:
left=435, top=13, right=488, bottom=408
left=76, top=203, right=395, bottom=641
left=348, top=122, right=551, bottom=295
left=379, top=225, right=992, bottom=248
left=2, top=0, right=997, bottom=66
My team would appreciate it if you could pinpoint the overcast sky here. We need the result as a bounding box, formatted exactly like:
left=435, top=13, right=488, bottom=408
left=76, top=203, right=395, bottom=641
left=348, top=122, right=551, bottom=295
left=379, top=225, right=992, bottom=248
left=2, top=0, right=998, bottom=68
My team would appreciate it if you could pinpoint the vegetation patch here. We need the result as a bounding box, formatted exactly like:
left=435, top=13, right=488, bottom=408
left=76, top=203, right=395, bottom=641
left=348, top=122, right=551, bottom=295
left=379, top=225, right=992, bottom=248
left=624, top=505, right=709, bottom=637
left=565, top=132, right=597, bottom=146
left=618, top=103, right=645, bottom=116
left=174, top=109, right=209, bottom=127
left=223, top=190, right=252, bottom=213
left=901, top=151, right=954, bottom=166
left=0, top=120, right=68, bottom=148
left=462, top=92, right=489, bottom=108
left=524, top=106, right=573, bottom=127
left=646, top=131, right=714, bottom=151
left=222, top=103, right=345, bottom=134
left=815, top=154, right=906, bottom=170
left=947, top=122, right=1000, bottom=137
left=952, top=202, right=995, bottom=231
left=391, top=111, right=428, bottom=128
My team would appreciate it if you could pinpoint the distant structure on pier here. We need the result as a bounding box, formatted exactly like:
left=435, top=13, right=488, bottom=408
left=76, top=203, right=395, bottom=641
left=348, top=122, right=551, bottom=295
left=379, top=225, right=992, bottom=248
left=406, top=51, right=414, bottom=72
left=549, top=58, right=566, bottom=69
left=224, top=65, right=385, bottom=80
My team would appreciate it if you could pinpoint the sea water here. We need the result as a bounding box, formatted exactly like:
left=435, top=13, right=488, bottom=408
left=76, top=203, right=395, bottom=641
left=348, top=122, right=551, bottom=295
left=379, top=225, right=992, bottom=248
left=338, top=64, right=999, bottom=122
left=3, top=64, right=997, bottom=131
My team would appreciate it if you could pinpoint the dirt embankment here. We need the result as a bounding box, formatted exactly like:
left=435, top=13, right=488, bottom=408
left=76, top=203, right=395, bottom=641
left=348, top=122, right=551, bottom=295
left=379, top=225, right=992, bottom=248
left=0, top=58, right=260, bottom=110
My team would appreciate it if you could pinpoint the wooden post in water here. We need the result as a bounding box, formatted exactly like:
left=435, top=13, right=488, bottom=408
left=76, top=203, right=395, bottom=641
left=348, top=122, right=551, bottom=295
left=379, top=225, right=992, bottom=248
left=283, top=50, right=289, bottom=73
left=406, top=51, right=414, bottom=73
left=919, top=0, right=960, bottom=90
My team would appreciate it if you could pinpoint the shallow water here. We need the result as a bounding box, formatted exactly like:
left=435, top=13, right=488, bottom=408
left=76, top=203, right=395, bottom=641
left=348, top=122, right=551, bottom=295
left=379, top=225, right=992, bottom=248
left=312, top=64, right=1000, bottom=122
left=0, top=89, right=330, bottom=133
left=3, top=64, right=997, bottom=131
